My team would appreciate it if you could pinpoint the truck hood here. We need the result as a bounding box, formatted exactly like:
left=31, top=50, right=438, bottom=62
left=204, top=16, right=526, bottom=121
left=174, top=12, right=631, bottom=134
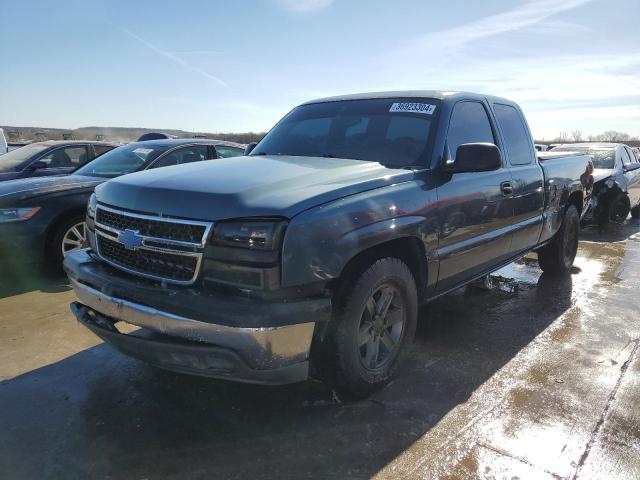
left=0, top=174, right=104, bottom=204
left=96, top=155, right=416, bottom=220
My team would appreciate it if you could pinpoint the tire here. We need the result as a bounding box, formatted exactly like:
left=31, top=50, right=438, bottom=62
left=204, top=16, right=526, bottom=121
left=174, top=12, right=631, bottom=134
left=47, top=213, right=86, bottom=272
left=608, top=192, right=630, bottom=223
left=324, top=257, right=418, bottom=398
left=538, top=205, right=579, bottom=275
left=630, top=204, right=640, bottom=219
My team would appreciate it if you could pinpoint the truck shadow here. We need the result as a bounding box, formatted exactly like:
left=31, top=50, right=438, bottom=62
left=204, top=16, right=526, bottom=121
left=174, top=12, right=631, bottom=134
left=0, top=262, right=70, bottom=299
left=0, top=268, right=576, bottom=479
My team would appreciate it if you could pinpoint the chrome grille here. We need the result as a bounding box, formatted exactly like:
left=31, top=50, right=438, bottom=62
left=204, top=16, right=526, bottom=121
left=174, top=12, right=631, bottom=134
left=94, top=205, right=212, bottom=285
left=96, top=208, right=206, bottom=244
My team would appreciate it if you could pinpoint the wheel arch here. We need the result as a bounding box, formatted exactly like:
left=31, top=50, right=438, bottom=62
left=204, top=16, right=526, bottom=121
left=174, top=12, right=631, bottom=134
left=43, top=206, right=87, bottom=254
left=332, top=235, right=429, bottom=305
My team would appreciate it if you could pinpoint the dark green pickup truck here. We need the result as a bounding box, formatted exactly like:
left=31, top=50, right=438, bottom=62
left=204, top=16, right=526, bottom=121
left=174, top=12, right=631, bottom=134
left=65, top=91, right=592, bottom=397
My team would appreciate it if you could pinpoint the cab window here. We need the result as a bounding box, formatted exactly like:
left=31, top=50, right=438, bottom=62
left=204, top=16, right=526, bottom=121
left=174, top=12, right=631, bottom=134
left=446, top=102, right=495, bottom=160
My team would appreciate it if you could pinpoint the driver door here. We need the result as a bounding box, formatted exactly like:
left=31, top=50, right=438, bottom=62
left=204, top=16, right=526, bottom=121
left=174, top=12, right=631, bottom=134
left=435, top=101, right=514, bottom=292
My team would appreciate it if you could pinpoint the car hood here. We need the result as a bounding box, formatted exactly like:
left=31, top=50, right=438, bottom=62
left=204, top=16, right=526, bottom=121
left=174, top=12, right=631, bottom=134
left=96, top=155, right=416, bottom=220
left=0, top=174, right=105, bottom=204
left=593, top=168, right=616, bottom=183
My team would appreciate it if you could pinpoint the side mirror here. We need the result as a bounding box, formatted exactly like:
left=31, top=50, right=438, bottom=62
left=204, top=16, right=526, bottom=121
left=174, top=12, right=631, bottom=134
left=29, top=160, right=48, bottom=170
left=244, top=142, right=257, bottom=155
left=443, top=143, right=502, bottom=173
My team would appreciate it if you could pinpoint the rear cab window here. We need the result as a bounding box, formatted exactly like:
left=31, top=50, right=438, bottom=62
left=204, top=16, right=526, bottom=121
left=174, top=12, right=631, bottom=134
left=492, top=104, right=535, bottom=166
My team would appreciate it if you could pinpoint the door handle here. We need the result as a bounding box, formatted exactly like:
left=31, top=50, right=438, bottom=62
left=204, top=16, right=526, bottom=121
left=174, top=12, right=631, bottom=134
left=501, top=181, right=513, bottom=195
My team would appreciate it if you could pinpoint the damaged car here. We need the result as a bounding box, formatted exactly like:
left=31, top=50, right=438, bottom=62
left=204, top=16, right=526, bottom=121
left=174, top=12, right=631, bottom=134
left=551, top=143, right=640, bottom=229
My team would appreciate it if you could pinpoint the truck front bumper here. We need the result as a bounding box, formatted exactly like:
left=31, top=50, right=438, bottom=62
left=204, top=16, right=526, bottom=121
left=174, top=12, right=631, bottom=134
left=65, top=250, right=327, bottom=385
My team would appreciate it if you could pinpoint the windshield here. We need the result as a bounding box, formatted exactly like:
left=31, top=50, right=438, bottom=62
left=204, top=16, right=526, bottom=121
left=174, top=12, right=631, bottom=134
left=0, top=144, right=49, bottom=173
left=552, top=146, right=616, bottom=169
left=74, top=144, right=156, bottom=178
left=252, top=98, right=439, bottom=167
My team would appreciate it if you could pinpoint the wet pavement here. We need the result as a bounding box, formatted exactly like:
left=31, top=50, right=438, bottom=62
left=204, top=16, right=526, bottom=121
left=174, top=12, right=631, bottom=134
left=1, top=221, right=639, bottom=479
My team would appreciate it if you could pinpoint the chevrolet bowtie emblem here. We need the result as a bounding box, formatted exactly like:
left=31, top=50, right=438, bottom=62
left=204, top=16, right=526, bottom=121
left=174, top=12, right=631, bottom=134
left=118, top=229, right=144, bottom=250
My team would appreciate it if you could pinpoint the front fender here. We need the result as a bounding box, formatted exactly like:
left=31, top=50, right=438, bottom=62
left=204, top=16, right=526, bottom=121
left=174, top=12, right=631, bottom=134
left=280, top=179, right=439, bottom=288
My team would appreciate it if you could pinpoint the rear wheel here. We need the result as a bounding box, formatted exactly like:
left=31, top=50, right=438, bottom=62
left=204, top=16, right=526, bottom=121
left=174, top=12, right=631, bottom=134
left=48, top=214, right=86, bottom=272
left=538, top=205, right=579, bottom=275
left=324, top=257, right=418, bottom=398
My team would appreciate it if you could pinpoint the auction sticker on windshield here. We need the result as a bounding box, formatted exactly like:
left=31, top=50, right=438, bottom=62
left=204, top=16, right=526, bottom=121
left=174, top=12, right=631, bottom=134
left=389, top=102, right=436, bottom=115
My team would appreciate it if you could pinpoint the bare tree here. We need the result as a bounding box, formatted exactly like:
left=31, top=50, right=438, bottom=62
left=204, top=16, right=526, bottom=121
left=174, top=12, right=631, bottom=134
left=570, top=130, right=583, bottom=142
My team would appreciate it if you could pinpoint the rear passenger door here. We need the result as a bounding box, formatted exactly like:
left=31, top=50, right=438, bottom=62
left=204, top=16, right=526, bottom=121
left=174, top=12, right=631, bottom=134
left=492, top=103, right=544, bottom=255
left=435, top=100, right=514, bottom=292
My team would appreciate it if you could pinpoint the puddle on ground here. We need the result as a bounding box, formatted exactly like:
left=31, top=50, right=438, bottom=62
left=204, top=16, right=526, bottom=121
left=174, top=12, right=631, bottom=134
left=469, top=257, right=540, bottom=294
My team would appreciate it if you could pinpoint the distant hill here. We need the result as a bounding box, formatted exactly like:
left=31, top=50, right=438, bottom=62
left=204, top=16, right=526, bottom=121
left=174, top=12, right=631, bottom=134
left=0, top=126, right=265, bottom=145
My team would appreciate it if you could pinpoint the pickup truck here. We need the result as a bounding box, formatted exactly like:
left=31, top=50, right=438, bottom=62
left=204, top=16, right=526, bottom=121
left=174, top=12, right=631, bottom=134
left=65, top=91, right=592, bottom=397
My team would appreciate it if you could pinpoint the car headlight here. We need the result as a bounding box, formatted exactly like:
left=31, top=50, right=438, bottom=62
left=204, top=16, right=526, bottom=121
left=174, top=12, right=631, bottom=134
left=87, top=193, right=97, bottom=219
left=212, top=219, right=287, bottom=251
left=0, top=207, right=41, bottom=223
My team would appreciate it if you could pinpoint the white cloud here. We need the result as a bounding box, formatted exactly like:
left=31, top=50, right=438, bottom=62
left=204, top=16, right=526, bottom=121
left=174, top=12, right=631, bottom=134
left=120, top=29, right=228, bottom=87
left=389, top=0, right=594, bottom=58
left=276, top=0, right=333, bottom=13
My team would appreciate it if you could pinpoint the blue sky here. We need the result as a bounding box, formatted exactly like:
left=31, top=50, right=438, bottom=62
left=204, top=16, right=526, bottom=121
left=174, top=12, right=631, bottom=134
left=0, top=0, right=638, bottom=139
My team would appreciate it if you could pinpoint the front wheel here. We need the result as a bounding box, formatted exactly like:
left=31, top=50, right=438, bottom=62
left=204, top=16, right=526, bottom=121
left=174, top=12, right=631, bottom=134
left=48, top=214, right=86, bottom=272
left=325, top=257, right=418, bottom=398
left=538, top=205, right=579, bottom=274
left=608, top=192, right=630, bottom=223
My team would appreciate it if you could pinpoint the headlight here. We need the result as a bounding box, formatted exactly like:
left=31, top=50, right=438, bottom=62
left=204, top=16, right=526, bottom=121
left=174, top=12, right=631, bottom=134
left=212, top=220, right=287, bottom=250
left=87, top=193, right=97, bottom=219
left=0, top=207, right=41, bottom=223
left=605, top=178, right=615, bottom=189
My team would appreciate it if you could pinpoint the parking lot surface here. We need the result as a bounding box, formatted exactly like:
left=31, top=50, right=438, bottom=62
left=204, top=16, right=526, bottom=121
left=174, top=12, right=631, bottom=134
left=1, top=222, right=639, bottom=479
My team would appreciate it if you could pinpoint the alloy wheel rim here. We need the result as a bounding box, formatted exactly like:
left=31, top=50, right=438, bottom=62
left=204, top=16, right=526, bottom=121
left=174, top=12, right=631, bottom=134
left=358, top=284, right=406, bottom=371
left=62, top=222, right=86, bottom=257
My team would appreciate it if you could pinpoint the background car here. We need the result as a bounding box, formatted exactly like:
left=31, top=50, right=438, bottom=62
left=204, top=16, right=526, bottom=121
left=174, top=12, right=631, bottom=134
left=552, top=143, right=640, bottom=228
left=0, top=141, right=118, bottom=182
left=0, top=139, right=245, bottom=270
left=137, top=132, right=177, bottom=142
left=0, top=128, right=7, bottom=154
